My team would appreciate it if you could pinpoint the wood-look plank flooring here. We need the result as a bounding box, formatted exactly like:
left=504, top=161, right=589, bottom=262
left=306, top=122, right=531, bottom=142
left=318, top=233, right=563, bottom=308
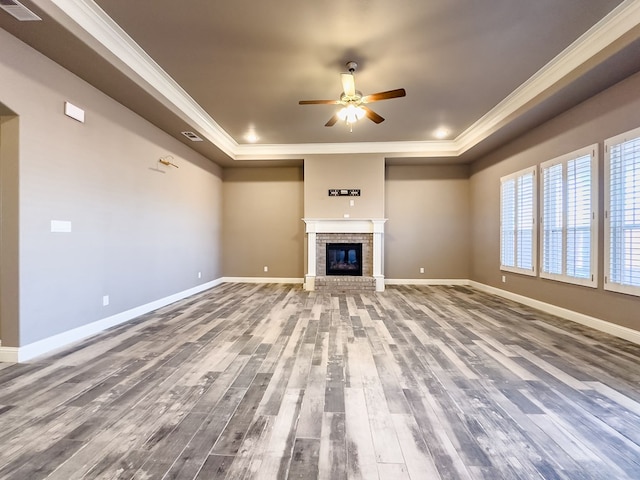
left=0, top=283, right=639, bottom=479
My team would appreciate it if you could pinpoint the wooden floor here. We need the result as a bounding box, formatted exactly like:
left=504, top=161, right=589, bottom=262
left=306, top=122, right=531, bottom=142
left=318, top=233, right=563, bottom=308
left=0, top=284, right=639, bottom=479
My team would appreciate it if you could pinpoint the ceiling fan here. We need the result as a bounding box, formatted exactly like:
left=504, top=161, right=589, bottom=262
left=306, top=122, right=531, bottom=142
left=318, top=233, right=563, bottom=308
left=299, top=61, right=406, bottom=129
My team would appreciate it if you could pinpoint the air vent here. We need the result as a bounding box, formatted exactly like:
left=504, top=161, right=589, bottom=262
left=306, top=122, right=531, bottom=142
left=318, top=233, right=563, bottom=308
left=0, top=0, right=41, bottom=21
left=181, top=131, right=203, bottom=142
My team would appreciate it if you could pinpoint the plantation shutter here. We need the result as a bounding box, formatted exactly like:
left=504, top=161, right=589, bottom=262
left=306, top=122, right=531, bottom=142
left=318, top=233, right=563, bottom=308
left=501, top=167, right=536, bottom=275
left=542, top=163, right=563, bottom=275
left=541, top=148, right=596, bottom=286
left=608, top=135, right=640, bottom=289
left=517, top=173, right=534, bottom=270
left=566, top=155, right=592, bottom=279
left=501, top=179, right=516, bottom=268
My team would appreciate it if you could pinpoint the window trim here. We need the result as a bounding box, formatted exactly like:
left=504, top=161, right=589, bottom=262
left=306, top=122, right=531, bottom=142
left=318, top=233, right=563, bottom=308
left=604, top=126, right=640, bottom=297
left=500, top=166, right=537, bottom=276
left=539, top=145, right=598, bottom=288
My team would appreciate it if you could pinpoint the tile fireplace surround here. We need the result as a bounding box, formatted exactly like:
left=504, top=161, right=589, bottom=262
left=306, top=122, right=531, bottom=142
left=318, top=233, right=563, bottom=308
left=303, top=218, right=386, bottom=292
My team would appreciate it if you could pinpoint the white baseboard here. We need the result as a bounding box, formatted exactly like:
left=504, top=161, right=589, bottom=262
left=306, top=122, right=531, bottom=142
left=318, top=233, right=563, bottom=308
left=2, top=277, right=638, bottom=363
left=220, top=277, right=304, bottom=284
left=469, top=281, right=640, bottom=346
left=385, top=278, right=471, bottom=286
left=0, top=347, right=19, bottom=363
left=0, top=278, right=225, bottom=363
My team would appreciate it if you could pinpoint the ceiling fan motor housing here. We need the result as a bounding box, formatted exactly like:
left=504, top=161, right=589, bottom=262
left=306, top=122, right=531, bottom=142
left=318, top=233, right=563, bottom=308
left=340, top=90, right=363, bottom=103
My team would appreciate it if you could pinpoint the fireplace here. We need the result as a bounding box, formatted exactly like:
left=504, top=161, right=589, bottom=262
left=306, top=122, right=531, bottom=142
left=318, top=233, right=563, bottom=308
left=303, top=218, right=387, bottom=292
left=326, top=243, right=362, bottom=276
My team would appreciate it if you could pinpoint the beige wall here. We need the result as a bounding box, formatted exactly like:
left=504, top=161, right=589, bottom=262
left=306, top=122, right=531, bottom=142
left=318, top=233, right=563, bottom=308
left=304, top=154, right=385, bottom=218
left=385, top=165, right=470, bottom=279
left=222, top=162, right=472, bottom=282
left=0, top=115, right=19, bottom=346
left=222, top=167, right=304, bottom=278
left=470, top=70, right=640, bottom=331
left=1, top=29, right=223, bottom=347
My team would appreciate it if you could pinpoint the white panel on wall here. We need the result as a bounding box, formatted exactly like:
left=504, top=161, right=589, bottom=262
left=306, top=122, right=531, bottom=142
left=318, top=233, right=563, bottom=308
left=64, top=102, right=85, bottom=123
left=50, top=220, right=72, bottom=233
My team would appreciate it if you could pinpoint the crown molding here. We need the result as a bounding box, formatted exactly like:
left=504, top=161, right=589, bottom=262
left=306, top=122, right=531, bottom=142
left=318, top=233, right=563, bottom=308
left=233, top=140, right=459, bottom=160
left=454, top=0, right=640, bottom=155
left=39, top=0, right=640, bottom=162
left=43, top=0, right=238, bottom=157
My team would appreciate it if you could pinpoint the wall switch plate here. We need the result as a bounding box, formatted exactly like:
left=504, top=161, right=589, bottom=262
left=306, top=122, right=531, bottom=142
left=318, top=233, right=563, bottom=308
left=502, top=275, right=506, bottom=283
left=102, top=295, right=109, bottom=306
left=263, top=266, right=268, bottom=272
left=349, top=199, right=355, bottom=207
left=198, top=271, right=202, bottom=279
left=420, top=267, right=425, bottom=274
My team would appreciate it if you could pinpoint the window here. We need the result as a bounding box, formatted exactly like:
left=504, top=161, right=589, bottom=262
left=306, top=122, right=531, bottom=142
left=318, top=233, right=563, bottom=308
left=605, top=127, right=640, bottom=296
left=501, top=167, right=536, bottom=275
left=540, top=146, right=597, bottom=287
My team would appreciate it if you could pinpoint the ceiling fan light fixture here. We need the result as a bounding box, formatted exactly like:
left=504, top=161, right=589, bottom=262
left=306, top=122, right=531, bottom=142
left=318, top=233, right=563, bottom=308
left=338, top=104, right=366, bottom=124
left=299, top=61, right=404, bottom=129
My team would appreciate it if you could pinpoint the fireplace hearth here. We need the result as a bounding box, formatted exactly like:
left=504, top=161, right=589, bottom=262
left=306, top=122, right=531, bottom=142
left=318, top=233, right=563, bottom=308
left=326, top=243, right=362, bottom=276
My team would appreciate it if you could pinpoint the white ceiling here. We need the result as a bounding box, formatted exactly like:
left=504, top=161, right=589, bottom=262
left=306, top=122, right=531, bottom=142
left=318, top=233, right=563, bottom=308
left=2, top=0, right=640, bottom=166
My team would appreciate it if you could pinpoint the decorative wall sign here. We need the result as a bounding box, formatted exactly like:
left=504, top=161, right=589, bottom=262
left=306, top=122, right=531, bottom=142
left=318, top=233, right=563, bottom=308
left=328, top=189, right=361, bottom=197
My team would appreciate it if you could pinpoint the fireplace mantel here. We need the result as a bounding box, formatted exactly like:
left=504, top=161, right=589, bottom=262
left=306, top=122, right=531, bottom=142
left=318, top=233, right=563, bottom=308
left=303, top=218, right=387, bottom=234
left=303, top=218, right=387, bottom=291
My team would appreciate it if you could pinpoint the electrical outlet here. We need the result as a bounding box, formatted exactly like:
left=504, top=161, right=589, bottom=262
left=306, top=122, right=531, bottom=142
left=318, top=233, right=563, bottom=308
left=502, top=275, right=506, bottom=283
left=102, top=295, right=110, bottom=306
left=419, top=267, right=425, bottom=274
left=263, top=266, right=268, bottom=272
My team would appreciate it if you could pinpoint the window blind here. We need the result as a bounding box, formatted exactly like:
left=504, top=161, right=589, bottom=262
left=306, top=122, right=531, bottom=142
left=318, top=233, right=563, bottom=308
left=566, top=155, right=592, bottom=279
left=542, top=163, right=563, bottom=275
left=607, top=134, right=640, bottom=290
left=540, top=148, right=595, bottom=286
left=501, top=179, right=515, bottom=268
left=501, top=167, right=536, bottom=275
left=517, top=173, right=534, bottom=271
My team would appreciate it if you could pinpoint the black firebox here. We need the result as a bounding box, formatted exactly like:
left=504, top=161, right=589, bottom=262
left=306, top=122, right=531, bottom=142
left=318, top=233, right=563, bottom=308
left=325, top=243, right=362, bottom=276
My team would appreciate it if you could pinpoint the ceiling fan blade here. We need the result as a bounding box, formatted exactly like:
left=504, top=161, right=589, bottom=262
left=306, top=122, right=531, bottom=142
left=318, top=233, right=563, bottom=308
left=325, top=114, right=339, bottom=127
left=361, top=106, right=385, bottom=124
left=361, top=88, right=406, bottom=103
left=299, top=99, right=341, bottom=105
left=341, top=73, right=356, bottom=97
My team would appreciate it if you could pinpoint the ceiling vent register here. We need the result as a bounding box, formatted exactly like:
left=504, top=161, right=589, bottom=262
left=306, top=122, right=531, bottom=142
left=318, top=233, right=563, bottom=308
left=181, top=131, right=203, bottom=142
left=0, top=0, right=41, bottom=21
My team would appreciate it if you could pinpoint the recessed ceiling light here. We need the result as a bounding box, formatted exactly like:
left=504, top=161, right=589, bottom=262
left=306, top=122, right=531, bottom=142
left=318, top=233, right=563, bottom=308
left=245, top=132, right=259, bottom=143
left=244, top=127, right=259, bottom=143
left=434, top=128, right=450, bottom=139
